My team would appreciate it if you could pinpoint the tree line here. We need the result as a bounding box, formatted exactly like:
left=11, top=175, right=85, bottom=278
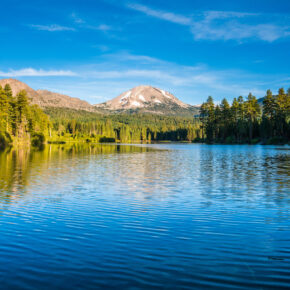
left=200, top=88, right=289, bottom=144
left=1, top=84, right=289, bottom=148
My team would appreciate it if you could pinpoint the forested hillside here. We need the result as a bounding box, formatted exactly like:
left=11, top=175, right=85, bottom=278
left=45, top=107, right=201, bottom=142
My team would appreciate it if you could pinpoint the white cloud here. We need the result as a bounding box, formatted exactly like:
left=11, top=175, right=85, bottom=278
left=126, top=3, right=290, bottom=42
left=191, top=19, right=290, bottom=42
left=97, top=24, right=111, bottom=31
left=102, top=51, right=163, bottom=63
left=70, top=12, right=113, bottom=32
left=0, top=68, right=77, bottom=77
left=127, top=3, right=191, bottom=25
left=30, top=24, right=75, bottom=32
left=81, top=23, right=112, bottom=31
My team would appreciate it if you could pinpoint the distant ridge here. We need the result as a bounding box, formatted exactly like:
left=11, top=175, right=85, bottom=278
left=0, top=78, right=95, bottom=112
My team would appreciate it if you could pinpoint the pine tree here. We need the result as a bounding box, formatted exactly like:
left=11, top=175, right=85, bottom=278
left=220, top=98, right=231, bottom=140
left=16, top=90, right=29, bottom=138
left=245, top=93, right=261, bottom=140
left=0, top=86, right=9, bottom=132
left=231, top=98, right=239, bottom=141
left=4, top=84, right=13, bottom=99
left=276, top=88, right=290, bottom=137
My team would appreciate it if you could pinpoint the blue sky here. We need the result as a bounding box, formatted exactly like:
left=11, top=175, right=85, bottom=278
left=0, top=0, right=289, bottom=104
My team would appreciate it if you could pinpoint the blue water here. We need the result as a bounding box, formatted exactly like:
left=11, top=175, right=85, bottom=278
left=0, top=144, right=289, bottom=289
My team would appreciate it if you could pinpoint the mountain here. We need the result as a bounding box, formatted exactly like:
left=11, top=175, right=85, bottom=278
left=95, top=85, right=200, bottom=116
left=0, top=79, right=199, bottom=116
left=0, top=78, right=95, bottom=112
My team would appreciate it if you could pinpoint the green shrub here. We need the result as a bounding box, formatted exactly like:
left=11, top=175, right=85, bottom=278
left=47, top=140, right=66, bottom=144
left=0, top=132, right=12, bottom=149
left=250, top=138, right=260, bottom=145
left=192, top=137, right=203, bottom=143
left=266, top=136, right=287, bottom=145
left=225, top=136, right=234, bottom=144
left=99, top=136, right=116, bottom=143
left=31, top=132, right=45, bottom=147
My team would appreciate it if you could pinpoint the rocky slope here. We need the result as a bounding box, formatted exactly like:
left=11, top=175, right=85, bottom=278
left=0, top=78, right=95, bottom=112
left=36, top=89, right=94, bottom=111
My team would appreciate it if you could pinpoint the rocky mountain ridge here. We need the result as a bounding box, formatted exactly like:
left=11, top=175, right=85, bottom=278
left=0, top=78, right=94, bottom=112
left=0, top=79, right=199, bottom=116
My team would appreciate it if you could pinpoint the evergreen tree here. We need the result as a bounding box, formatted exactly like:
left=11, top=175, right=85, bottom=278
left=220, top=98, right=231, bottom=140
left=0, top=86, right=9, bottom=132
left=245, top=93, right=261, bottom=140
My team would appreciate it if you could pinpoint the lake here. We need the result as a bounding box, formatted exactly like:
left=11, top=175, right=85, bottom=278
left=0, top=144, right=289, bottom=289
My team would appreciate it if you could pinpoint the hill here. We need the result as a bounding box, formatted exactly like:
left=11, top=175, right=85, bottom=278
left=0, top=78, right=96, bottom=112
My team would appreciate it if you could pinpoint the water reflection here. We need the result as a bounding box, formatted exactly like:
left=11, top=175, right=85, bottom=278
left=197, top=146, right=290, bottom=204
left=0, top=144, right=289, bottom=289
left=0, top=144, right=156, bottom=205
left=0, top=144, right=289, bottom=206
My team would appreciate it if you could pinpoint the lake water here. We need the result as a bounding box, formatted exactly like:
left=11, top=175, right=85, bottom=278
left=0, top=144, right=289, bottom=289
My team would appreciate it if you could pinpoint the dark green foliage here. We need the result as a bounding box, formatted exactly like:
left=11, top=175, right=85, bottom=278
left=0, top=86, right=50, bottom=148
left=200, top=88, right=289, bottom=144
left=99, top=137, right=116, bottom=143
left=48, top=140, right=66, bottom=144
left=44, top=107, right=201, bottom=142
left=31, top=132, right=45, bottom=147
left=0, top=132, right=12, bottom=149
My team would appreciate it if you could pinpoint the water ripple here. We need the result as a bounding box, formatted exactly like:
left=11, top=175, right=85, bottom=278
left=0, top=144, right=289, bottom=288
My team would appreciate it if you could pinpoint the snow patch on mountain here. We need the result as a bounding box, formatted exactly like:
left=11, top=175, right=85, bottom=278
left=120, top=91, right=131, bottom=103
left=138, top=94, right=146, bottom=102
left=132, top=101, right=141, bottom=107
left=161, top=90, right=171, bottom=99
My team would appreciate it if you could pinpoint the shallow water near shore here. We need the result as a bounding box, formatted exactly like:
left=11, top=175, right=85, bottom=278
left=0, top=143, right=289, bottom=289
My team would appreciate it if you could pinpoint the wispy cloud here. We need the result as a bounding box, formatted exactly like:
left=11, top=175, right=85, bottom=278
left=85, top=24, right=112, bottom=31
left=102, top=51, right=162, bottom=63
left=126, top=3, right=290, bottom=42
left=0, top=68, right=77, bottom=77
left=71, top=12, right=85, bottom=24
left=30, top=24, right=75, bottom=32
left=127, top=3, right=191, bottom=25
left=203, top=11, right=258, bottom=21
left=70, top=12, right=113, bottom=32
left=191, top=12, right=290, bottom=42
